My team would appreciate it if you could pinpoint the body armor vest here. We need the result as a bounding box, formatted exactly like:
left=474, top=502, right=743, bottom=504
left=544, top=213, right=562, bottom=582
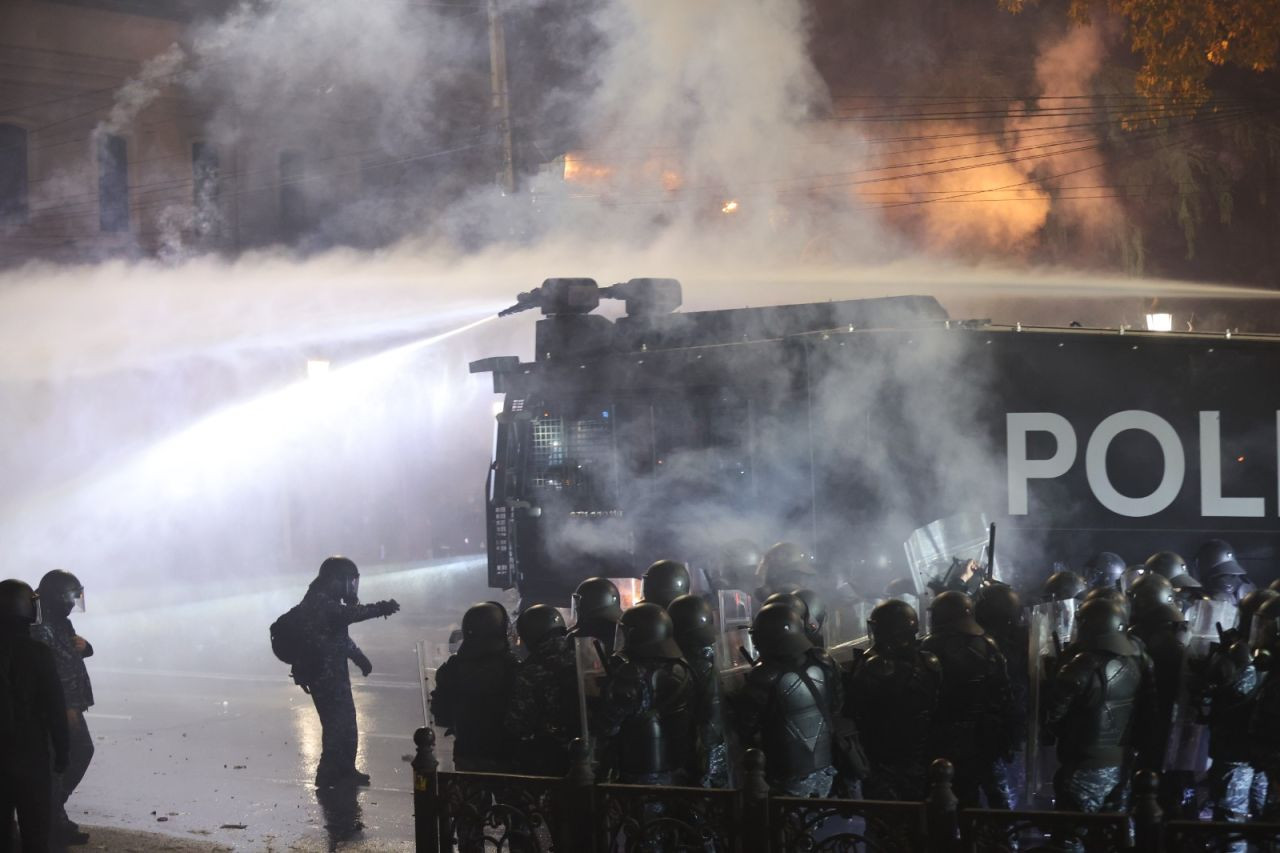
left=1057, top=650, right=1144, bottom=766
left=760, top=659, right=835, bottom=780
left=617, top=659, right=693, bottom=776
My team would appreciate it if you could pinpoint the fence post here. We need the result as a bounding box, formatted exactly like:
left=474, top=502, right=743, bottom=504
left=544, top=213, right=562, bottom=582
left=1131, top=769, right=1162, bottom=853
left=740, top=748, right=770, bottom=853
left=412, top=726, right=440, bottom=853
left=926, top=758, right=960, bottom=853
left=563, top=737, right=596, bottom=853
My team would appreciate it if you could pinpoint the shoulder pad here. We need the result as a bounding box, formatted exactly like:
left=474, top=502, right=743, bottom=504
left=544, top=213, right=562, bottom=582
left=919, top=650, right=942, bottom=674
left=1058, top=652, right=1096, bottom=686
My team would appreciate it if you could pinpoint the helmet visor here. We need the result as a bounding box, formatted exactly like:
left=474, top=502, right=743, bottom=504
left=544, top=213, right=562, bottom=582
left=32, top=595, right=43, bottom=626
left=344, top=576, right=360, bottom=604
left=613, top=621, right=628, bottom=656
left=71, top=588, right=85, bottom=613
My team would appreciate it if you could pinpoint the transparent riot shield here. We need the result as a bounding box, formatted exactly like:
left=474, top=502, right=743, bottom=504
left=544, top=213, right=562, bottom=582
left=903, top=511, right=1000, bottom=596
left=573, top=635, right=609, bottom=742
left=716, top=589, right=757, bottom=671
left=1025, top=599, right=1078, bottom=807
left=1185, top=598, right=1237, bottom=658
left=613, top=577, right=641, bottom=610
left=826, top=600, right=872, bottom=665
left=1165, top=598, right=1236, bottom=781
left=418, top=634, right=455, bottom=770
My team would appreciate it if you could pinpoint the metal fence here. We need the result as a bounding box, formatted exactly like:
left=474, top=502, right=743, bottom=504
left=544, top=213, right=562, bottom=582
left=410, top=729, right=1280, bottom=853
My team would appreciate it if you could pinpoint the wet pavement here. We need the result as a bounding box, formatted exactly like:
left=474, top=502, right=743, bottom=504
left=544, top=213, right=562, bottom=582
left=63, top=557, right=507, bottom=851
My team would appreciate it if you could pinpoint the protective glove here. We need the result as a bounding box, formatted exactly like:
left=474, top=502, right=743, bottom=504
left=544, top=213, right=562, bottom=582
left=377, top=599, right=401, bottom=617
left=353, top=652, right=373, bottom=677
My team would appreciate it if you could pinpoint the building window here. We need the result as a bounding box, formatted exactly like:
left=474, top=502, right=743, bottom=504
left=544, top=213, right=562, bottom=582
left=98, top=134, right=129, bottom=232
left=0, top=124, right=29, bottom=225
left=279, top=149, right=305, bottom=240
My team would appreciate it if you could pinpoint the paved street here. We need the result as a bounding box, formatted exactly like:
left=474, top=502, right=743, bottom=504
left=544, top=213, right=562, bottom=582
left=63, top=558, right=504, bottom=851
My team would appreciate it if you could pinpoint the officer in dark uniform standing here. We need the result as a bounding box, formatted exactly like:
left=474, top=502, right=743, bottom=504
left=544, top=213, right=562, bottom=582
left=641, top=560, right=691, bottom=609
left=293, top=556, right=400, bottom=787
left=504, top=605, right=578, bottom=776
left=1249, top=596, right=1280, bottom=820
left=1129, top=600, right=1193, bottom=814
left=30, top=570, right=94, bottom=845
left=595, top=603, right=694, bottom=785
left=921, top=591, right=1015, bottom=808
left=733, top=603, right=842, bottom=797
left=1197, top=590, right=1276, bottom=842
left=432, top=602, right=519, bottom=772
left=667, top=594, right=728, bottom=787
left=567, top=577, right=623, bottom=657
left=1044, top=600, right=1156, bottom=828
left=846, top=599, right=940, bottom=801
left=975, top=583, right=1028, bottom=807
left=0, top=579, right=69, bottom=853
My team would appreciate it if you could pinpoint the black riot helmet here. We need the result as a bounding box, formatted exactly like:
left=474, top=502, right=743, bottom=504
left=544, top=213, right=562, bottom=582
left=641, top=560, right=691, bottom=609
left=885, top=577, right=918, bottom=598
left=1084, top=586, right=1131, bottom=620
left=1129, top=573, right=1175, bottom=618
left=975, top=583, right=1022, bottom=634
left=37, top=569, right=84, bottom=619
left=1084, top=552, right=1126, bottom=590
left=868, top=599, right=920, bottom=653
left=716, top=539, right=761, bottom=584
left=1197, top=539, right=1246, bottom=578
left=1042, top=571, right=1087, bottom=602
left=0, top=579, right=39, bottom=626
left=1252, top=597, right=1280, bottom=654
left=929, top=591, right=983, bottom=636
left=668, top=594, right=716, bottom=651
left=1238, top=589, right=1278, bottom=640
left=757, top=542, right=817, bottom=591
left=763, top=591, right=807, bottom=619
left=316, top=556, right=360, bottom=604
left=461, top=601, right=511, bottom=653
left=572, top=577, right=622, bottom=625
left=1075, top=599, right=1134, bottom=654
left=1271, top=579, right=1280, bottom=594
left=515, top=604, right=566, bottom=650
left=791, top=588, right=827, bottom=640
left=1145, top=551, right=1200, bottom=590
left=616, top=603, right=683, bottom=660
left=749, top=602, right=812, bottom=661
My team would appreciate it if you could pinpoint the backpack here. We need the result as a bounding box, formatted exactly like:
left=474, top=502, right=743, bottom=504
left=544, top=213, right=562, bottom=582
left=269, top=603, right=315, bottom=667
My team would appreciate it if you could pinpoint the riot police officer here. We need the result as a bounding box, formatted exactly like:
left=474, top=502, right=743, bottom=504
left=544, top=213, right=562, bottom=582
left=641, top=560, right=691, bottom=609
left=1145, top=551, right=1204, bottom=607
left=1128, top=573, right=1175, bottom=623
left=0, top=579, right=69, bottom=853
left=1083, top=552, right=1126, bottom=591
left=921, top=591, right=1015, bottom=808
left=975, top=583, right=1028, bottom=807
left=1129, top=601, right=1194, bottom=813
left=294, top=556, right=399, bottom=787
left=1197, top=591, right=1275, bottom=837
left=30, top=570, right=94, bottom=844
left=754, top=542, right=818, bottom=601
left=846, top=599, right=940, bottom=801
left=595, top=603, right=694, bottom=784
left=734, top=603, right=842, bottom=797
left=792, top=588, right=828, bottom=648
left=568, top=577, right=623, bottom=657
left=668, top=594, right=728, bottom=787
left=1083, top=586, right=1130, bottom=620
left=505, top=605, right=577, bottom=776
left=1044, top=599, right=1156, bottom=822
left=1248, top=596, right=1280, bottom=819
left=432, top=602, right=519, bottom=772
left=1196, top=539, right=1257, bottom=605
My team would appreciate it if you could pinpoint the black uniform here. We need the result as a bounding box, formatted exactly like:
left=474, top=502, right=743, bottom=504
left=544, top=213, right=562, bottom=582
left=504, top=633, right=578, bottom=776
left=920, top=628, right=1014, bottom=808
left=735, top=646, right=842, bottom=797
left=432, top=643, right=519, bottom=772
left=846, top=644, right=941, bottom=800
left=294, top=587, right=395, bottom=785
left=1044, top=633, right=1156, bottom=815
left=596, top=652, right=694, bottom=785
left=30, top=613, right=94, bottom=832
left=1250, top=666, right=1280, bottom=820
left=2, top=621, right=70, bottom=853
left=1129, top=606, right=1194, bottom=815
left=1199, top=639, right=1264, bottom=838
left=681, top=644, right=728, bottom=788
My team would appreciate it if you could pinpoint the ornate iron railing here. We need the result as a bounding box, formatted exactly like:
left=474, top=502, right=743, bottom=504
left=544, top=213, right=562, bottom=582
left=411, top=729, right=1278, bottom=853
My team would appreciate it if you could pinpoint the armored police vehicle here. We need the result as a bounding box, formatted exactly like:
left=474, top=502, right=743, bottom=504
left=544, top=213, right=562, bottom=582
left=470, top=278, right=1280, bottom=604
